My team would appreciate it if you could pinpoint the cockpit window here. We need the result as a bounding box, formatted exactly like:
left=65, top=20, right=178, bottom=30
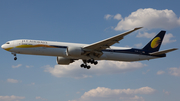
left=5, top=42, right=10, bottom=44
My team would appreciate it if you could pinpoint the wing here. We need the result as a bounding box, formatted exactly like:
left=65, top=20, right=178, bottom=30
left=83, top=27, right=142, bottom=51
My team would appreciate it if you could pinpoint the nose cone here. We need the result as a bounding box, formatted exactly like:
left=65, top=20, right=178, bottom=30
left=1, top=44, right=13, bottom=51
left=1, top=44, right=5, bottom=49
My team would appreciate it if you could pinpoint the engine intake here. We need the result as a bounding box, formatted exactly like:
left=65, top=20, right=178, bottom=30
left=56, top=57, right=74, bottom=65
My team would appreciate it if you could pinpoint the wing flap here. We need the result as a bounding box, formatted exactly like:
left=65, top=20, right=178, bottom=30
left=149, top=48, right=178, bottom=55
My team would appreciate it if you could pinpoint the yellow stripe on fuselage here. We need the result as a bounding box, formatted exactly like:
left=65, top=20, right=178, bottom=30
left=15, top=44, right=57, bottom=48
left=4, top=44, right=57, bottom=52
left=4, top=47, right=14, bottom=51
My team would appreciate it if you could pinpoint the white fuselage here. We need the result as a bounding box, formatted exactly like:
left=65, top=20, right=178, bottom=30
left=1, top=39, right=159, bottom=62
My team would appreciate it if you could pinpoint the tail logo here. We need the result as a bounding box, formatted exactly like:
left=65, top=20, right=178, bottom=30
left=151, top=37, right=161, bottom=48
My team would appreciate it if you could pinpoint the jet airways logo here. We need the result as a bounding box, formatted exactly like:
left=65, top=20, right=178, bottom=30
left=151, top=37, right=161, bottom=48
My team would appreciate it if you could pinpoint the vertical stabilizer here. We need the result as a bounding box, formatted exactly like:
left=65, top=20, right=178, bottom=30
left=142, top=31, right=166, bottom=52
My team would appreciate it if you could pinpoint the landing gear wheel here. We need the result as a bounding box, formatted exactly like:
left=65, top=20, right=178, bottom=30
left=94, top=61, right=98, bottom=65
left=90, top=59, right=94, bottom=64
left=12, top=53, right=17, bottom=61
left=80, top=63, right=91, bottom=69
left=81, top=59, right=93, bottom=69
left=81, top=64, right=84, bottom=68
left=87, top=65, right=91, bottom=69
left=14, top=57, right=17, bottom=60
left=84, top=65, right=87, bottom=68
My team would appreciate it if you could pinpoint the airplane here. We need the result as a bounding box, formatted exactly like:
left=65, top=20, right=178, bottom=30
left=1, top=27, right=178, bottom=69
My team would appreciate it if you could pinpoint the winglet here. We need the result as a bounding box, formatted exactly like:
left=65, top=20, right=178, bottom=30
left=120, top=27, right=143, bottom=37
left=134, top=27, right=143, bottom=30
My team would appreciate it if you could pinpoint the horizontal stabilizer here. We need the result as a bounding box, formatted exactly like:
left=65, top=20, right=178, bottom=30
left=149, top=48, right=178, bottom=55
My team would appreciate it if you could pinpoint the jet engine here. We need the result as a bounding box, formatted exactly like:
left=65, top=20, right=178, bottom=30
left=66, top=46, right=84, bottom=57
left=56, top=57, right=74, bottom=65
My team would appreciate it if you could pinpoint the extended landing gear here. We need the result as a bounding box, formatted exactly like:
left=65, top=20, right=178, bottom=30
left=14, top=57, right=17, bottom=60
left=80, top=59, right=98, bottom=69
left=81, top=64, right=91, bottom=69
left=87, top=59, right=98, bottom=65
left=12, top=53, right=17, bottom=60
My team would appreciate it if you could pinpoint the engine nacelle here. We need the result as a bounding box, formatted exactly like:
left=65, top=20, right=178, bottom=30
left=67, top=46, right=84, bottom=57
left=56, top=57, right=74, bottom=65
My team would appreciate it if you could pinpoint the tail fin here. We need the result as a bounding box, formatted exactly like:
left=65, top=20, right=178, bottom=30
left=142, top=31, right=166, bottom=52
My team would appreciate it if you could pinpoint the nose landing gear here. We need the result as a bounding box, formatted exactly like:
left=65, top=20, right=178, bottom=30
left=14, top=57, right=17, bottom=60
left=12, top=53, right=17, bottom=60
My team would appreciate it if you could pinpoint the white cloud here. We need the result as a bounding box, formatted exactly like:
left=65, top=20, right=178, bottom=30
left=26, top=65, right=34, bottom=68
left=31, top=82, right=35, bottom=85
left=44, top=60, right=146, bottom=79
left=104, top=14, right=113, bottom=20
left=157, top=70, right=165, bottom=75
left=162, top=33, right=176, bottom=45
left=70, top=86, right=155, bottom=101
left=0, top=95, right=25, bottom=101
left=168, top=67, right=180, bottom=76
left=36, top=96, right=47, bottom=101
left=114, top=13, right=122, bottom=20
left=27, top=82, right=35, bottom=86
left=119, top=95, right=144, bottom=101
left=114, top=8, right=180, bottom=31
left=134, top=43, right=143, bottom=48
left=142, top=69, right=150, bottom=74
left=12, top=64, right=22, bottom=68
left=76, top=92, right=81, bottom=94
left=136, top=32, right=156, bottom=38
left=163, top=90, right=170, bottom=95
left=7, top=79, right=20, bottom=83
left=104, top=13, right=122, bottom=20
left=104, top=26, right=114, bottom=31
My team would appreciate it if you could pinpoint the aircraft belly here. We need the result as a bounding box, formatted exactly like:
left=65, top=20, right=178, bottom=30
left=103, top=52, right=140, bottom=61
left=139, top=55, right=159, bottom=60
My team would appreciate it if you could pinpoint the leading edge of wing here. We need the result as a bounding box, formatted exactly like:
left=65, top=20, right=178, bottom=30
left=83, top=27, right=143, bottom=51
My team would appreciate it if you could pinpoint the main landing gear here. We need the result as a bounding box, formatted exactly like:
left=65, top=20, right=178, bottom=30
left=12, top=53, right=17, bottom=60
left=81, top=64, right=91, bottom=69
left=81, top=59, right=98, bottom=69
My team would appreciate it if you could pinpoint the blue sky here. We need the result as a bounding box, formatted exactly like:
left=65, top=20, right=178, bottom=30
left=0, top=0, right=180, bottom=101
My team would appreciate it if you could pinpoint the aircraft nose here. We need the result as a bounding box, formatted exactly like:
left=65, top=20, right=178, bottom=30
left=1, top=44, right=5, bottom=49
